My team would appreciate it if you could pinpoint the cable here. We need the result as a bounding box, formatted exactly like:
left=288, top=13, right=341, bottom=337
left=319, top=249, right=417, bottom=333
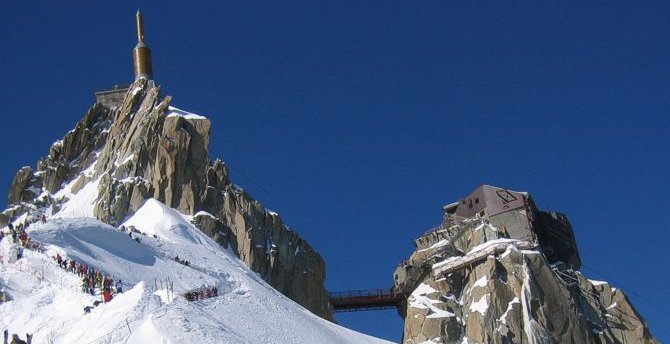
left=579, top=263, right=659, bottom=306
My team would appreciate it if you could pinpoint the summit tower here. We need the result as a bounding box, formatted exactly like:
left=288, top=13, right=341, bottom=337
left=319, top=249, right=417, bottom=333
left=132, top=10, right=153, bottom=80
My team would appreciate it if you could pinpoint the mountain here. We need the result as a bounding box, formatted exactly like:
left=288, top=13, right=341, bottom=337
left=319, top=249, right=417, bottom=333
left=0, top=79, right=390, bottom=343
left=394, top=185, right=657, bottom=343
left=0, top=67, right=658, bottom=344
left=1, top=202, right=388, bottom=343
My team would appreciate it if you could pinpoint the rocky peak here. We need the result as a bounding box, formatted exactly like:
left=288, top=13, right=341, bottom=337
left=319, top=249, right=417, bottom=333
left=2, top=80, right=332, bottom=319
left=395, top=185, right=657, bottom=344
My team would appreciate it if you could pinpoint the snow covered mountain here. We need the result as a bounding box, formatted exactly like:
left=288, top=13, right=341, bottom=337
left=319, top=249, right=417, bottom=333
left=1, top=200, right=389, bottom=343
left=0, top=80, right=392, bottom=343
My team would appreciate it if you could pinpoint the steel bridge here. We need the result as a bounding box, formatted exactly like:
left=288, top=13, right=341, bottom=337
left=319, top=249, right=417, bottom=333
left=329, top=289, right=404, bottom=312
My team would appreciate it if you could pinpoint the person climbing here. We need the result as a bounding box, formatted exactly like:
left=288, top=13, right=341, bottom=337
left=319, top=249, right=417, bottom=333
left=82, top=277, right=89, bottom=294
left=102, top=289, right=112, bottom=303
left=40, top=214, right=46, bottom=224
left=10, top=333, right=27, bottom=344
left=10, top=228, right=18, bottom=244
left=18, top=229, right=27, bottom=245
left=116, top=280, right=123, bottom=293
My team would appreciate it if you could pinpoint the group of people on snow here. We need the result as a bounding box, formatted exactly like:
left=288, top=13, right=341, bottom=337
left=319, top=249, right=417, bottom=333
left=174, top=255, right=191, bottom=267
left=4, top=222, right=29, bottom=248
left=118, top=225, right=157, bottom=242
left=183, top=286, right=218, bottom=301
left=53, top=254, right=122, bottom=304
left=1, top=221, right=46, bottom=263
left=5, top=214, right=225, bottom=316
left=2, top=215, right=48, bottom=253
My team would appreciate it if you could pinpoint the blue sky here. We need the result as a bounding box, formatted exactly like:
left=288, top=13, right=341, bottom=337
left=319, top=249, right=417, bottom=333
left=1, top=1, right=668, bottom=342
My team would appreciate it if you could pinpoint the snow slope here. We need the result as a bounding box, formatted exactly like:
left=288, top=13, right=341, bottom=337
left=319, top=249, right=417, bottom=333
left=0, top=199, right=392, bottom=343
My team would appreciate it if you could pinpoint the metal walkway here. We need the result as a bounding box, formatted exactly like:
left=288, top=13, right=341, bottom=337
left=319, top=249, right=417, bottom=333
left=329, top=289, right=404, bottom=312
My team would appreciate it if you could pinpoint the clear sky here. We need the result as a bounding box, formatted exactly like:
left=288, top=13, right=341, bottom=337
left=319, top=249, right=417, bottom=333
left=1, top=1, right=668, bottom=342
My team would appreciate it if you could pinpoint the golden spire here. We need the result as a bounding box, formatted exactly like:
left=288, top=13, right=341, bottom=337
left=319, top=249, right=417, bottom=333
left=136, top=9, right=145, bottom=43
left=133, top=9, right=153, bottom=80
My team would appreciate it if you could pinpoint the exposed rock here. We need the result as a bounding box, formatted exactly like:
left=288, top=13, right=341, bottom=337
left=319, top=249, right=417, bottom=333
left=94, top=175, right=153, bottom=225
left=396, top=186, right=657, bottom=344
left=198, top=184, right=332, bottom=319
left=8, top=166, right=33, bottom=205
left=3, top=80, right=332, bottom=320
left=35, top=104, right=111, bottom=193
left=151, top=112, right=210, bottom=214
left=191, top=212, right=228, bottom=246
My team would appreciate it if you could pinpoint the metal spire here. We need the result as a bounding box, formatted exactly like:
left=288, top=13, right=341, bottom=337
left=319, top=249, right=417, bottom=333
left=136, top=9, right=145, bottom=43
left=133, top=9, right=153, bottom=80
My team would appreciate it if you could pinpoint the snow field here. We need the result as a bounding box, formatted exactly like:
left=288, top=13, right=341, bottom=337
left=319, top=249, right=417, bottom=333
left=0, top=198, right=391, bottom=343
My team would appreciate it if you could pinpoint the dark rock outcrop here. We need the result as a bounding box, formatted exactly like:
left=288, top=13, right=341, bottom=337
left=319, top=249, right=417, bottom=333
left=8, top=166, right=34, bottom=205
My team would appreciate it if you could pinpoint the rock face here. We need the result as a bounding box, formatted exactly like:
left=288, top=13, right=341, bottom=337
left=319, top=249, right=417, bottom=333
left=395, top=185, right=657, bottom=344
left=3, top=79, right=332, bottom=319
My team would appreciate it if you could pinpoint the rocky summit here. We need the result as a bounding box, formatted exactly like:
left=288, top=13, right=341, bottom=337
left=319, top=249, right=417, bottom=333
left=0, top=80, right=659, bottom=344
left=2, top=79, right=332, bottom=320
left=394, top=185, right=657, bottom=344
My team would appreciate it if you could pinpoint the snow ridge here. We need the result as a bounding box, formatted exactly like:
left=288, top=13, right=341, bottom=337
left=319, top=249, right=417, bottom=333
left=1, top=189, right=390, bottom=343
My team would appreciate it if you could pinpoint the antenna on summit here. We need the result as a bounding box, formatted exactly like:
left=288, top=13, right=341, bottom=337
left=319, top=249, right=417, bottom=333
left=133, top=9, right=153, bottom=80
left=136, top=9, right=145, bottom=43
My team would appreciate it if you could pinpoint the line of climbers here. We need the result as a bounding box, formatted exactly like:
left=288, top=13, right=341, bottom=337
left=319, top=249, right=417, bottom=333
left=4, top=217, right=125, bottom=310
left=53, top=253, right=123, bottom=305
left=5, top=215, right=221, bottom=308
left=118, top=225, right=158, bottom=243
left=2, top=222, right=43, bottom=253
left=183, top=286, right=218, bottom=301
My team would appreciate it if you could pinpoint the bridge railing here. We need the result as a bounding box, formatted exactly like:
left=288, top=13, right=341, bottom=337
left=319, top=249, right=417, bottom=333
left=329, top=288, right=405, bottom=312
left=329, top=288, right=398, bottom=300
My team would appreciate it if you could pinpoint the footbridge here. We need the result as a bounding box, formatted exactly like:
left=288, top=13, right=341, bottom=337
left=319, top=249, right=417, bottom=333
left=329, top=288, right=405, bottom=312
